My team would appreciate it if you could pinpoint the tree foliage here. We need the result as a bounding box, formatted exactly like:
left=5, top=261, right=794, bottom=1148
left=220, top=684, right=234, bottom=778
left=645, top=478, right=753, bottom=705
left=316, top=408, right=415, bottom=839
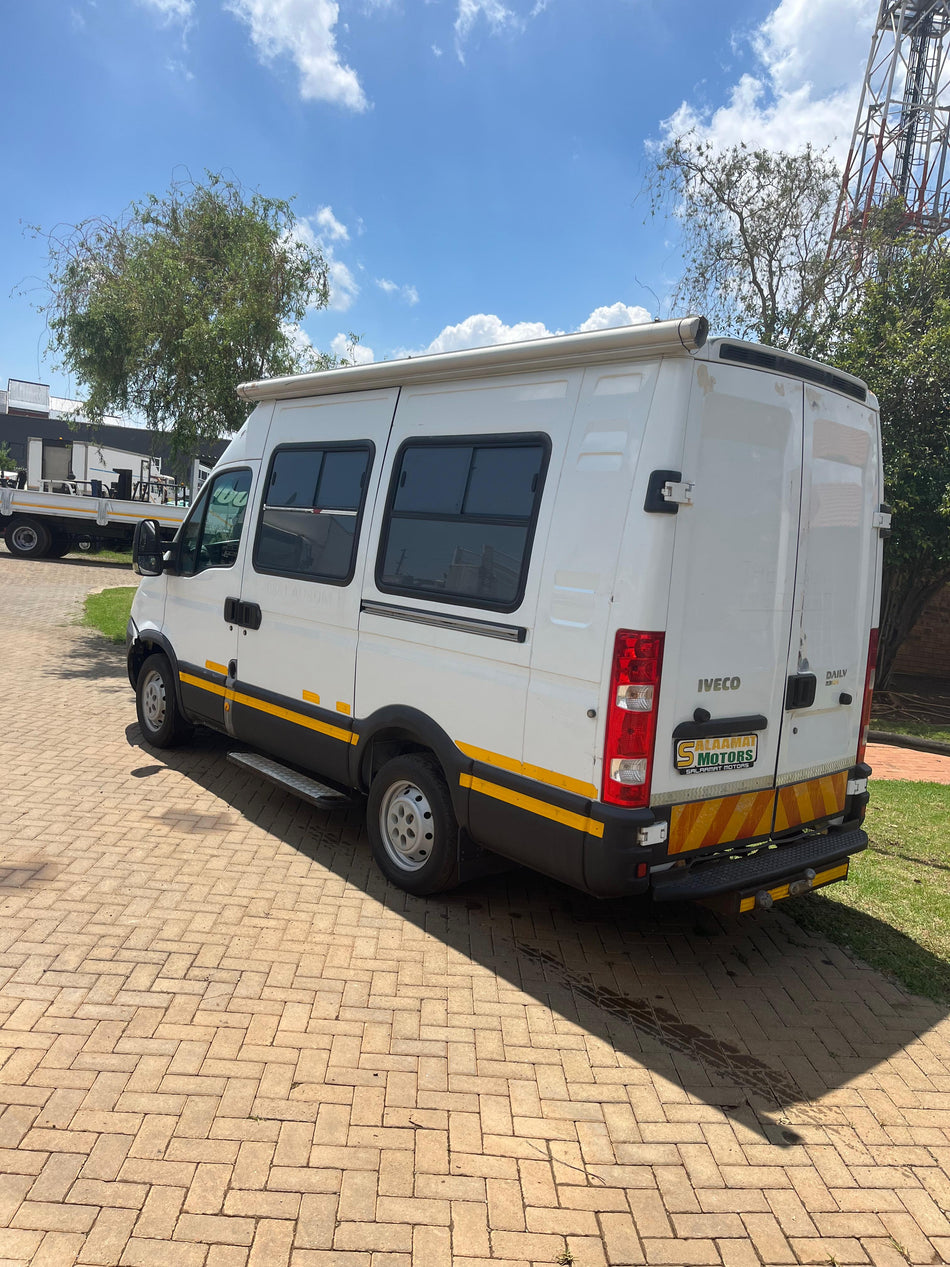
left=834, top=241, right=950, bottom=686
left=37, top=173, right=331, bottom=455
left=647, top=136, right=858, bottom=354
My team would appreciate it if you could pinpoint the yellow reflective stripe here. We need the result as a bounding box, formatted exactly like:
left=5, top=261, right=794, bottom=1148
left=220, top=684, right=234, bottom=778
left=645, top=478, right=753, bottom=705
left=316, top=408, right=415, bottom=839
left=815, top=862, right=849, bottom=887
left=455, top=741, right=596, bottom=799
left=739, top=860, right=850, bottom=913
left=9, top=500, right=182, bottom=525
left=13, top=501, right=98, bottom=515
left=179, top=672, right=357, bottom=745
left=302, top=690, right=320, bottom=705
left=205, top=660, right=228, bottom=676
left=180, top=672, right=228, bottom=698
left=460, top=772, right=604, bottom=838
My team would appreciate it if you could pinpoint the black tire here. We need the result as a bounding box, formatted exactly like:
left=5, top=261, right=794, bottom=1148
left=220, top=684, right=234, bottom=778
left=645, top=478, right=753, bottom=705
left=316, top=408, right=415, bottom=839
left=4, top=518, right=52, bottom=559
left=367, top=754, right=460, bottom=895
left=135, top=652, right=193, bottom=748
left=47, top=535, right=73, bottom=559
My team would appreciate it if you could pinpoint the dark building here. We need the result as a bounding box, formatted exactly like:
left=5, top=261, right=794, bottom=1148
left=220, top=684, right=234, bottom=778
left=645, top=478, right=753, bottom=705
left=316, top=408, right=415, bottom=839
left=0, top=378, right=227, bottom=479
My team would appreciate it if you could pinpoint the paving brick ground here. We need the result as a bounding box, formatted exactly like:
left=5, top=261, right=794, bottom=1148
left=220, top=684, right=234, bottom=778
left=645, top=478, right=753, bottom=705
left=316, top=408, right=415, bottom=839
left=1, top=551, right=949, bottom=1267
left=866, top=743, right=950, bottom=784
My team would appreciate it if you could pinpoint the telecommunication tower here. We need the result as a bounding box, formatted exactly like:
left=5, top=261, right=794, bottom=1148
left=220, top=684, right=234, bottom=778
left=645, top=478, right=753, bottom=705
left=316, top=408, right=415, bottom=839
left=832, top=0, right=950, bottom=241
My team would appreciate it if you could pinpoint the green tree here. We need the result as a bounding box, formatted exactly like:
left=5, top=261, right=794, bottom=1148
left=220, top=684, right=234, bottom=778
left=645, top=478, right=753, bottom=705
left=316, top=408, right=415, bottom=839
left=36, top=173, right=331, bottom=455
left=647, top=135, right=858, bottom=354
left=0, top=441, right=15, bottom=473
left=834, top=242, right=950, bottom=687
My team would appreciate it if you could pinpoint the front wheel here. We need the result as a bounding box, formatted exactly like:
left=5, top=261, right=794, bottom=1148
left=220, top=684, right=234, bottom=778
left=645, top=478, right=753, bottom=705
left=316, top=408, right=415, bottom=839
left=4, top=518, right=52, bottom=559
left=135, top=652, right=193, bottom=748
left=367, top=754, right=460, bottom=895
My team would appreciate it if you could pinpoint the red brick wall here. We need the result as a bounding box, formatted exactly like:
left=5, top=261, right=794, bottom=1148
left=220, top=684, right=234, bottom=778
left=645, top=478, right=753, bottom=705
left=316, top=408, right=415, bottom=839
left=892, top=584, right=950, bottom=680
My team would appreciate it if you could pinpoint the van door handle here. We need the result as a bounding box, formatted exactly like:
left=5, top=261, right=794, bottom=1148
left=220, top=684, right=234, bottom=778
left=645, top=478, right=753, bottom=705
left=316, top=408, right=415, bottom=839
left=672, top=713, right=768, bottom=739
left=223, top=597, right=262, bottom=630
left=785, top=674, right=817, bottom=710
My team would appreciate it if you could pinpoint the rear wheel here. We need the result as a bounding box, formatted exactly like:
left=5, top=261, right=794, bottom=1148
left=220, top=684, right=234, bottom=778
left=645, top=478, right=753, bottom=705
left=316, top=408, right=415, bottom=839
left=135, top=652, right=193, bottom=748
left=367, top=754, right=460, bottom=895
left=47, top=535, right=73, bottom=558
left=4, top=518, right=52, bottom=559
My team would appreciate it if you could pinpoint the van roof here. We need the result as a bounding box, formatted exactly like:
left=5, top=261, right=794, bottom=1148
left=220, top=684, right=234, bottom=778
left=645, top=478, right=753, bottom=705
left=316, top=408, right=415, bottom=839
left=236, top=316, right=710, bottom=403
left=236, top=316, right=873, bottom=409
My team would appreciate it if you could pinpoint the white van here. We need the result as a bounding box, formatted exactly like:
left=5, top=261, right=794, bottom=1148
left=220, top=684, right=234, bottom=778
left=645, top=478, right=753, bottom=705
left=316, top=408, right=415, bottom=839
left=128, top=317, right=885, bottom=912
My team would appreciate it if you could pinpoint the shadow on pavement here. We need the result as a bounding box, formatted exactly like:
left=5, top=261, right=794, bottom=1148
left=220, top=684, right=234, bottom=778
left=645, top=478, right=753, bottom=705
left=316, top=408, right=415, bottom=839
left=123, top=722, right=949, bottom=1147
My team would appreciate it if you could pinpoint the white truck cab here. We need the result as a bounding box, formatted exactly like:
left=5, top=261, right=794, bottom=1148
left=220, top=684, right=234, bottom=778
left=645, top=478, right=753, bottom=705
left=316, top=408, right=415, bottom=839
left=127, top=318, right=884, bottom=912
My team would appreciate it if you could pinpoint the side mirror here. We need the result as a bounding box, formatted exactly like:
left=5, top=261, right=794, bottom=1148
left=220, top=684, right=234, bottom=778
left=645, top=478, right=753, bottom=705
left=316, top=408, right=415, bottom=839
left=132, top=518, right=164, bottom=576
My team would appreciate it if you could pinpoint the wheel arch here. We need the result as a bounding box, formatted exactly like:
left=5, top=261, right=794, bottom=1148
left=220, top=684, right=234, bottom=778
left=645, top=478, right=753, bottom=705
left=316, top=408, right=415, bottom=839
left=127, top=630, right=187, bottom=717
left=351, top=706, right=471, bottom=827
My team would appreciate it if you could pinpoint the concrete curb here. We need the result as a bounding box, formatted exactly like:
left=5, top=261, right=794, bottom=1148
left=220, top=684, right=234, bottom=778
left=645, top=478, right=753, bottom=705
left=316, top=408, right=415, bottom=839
left=868, top=729, right=950, bottom=757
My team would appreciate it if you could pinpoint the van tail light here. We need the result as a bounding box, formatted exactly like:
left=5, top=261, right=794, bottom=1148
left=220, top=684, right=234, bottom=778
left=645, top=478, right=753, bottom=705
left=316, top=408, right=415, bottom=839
left=857, top=627, right=879, bottom=766
left=602, top=630, right=665, bottom=809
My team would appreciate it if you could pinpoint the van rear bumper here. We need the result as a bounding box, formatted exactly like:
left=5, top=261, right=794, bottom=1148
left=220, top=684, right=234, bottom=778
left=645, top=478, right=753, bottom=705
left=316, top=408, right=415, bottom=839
left=649, top=828, right=867, bottom=905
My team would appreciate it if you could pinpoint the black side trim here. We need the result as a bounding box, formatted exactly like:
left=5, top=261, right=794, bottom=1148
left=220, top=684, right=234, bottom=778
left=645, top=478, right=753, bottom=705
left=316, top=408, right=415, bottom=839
left=651, top=829, right=867, bottom=901
left=360, top=600, right=527, bottom=643
left=718, top=343, right=868, bottom=403
left=672, top=713, right=768, bottom=739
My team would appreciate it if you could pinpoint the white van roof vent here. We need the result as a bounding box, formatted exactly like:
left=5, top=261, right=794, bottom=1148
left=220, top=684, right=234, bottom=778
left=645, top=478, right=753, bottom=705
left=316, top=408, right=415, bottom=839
left=718, top=344, right=867, bottom=404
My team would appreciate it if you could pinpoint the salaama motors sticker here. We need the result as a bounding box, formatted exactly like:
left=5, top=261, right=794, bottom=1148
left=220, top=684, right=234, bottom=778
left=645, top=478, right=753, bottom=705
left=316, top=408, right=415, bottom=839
left=675, top=734, right=758, bottom=775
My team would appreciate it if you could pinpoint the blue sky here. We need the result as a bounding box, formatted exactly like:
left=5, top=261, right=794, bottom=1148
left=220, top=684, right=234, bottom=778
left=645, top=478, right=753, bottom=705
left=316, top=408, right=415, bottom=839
left=2, top=0, right=876, bottom=397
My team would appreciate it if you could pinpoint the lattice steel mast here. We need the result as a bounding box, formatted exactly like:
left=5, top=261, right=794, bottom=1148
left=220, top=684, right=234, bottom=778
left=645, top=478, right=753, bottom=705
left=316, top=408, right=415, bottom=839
left=832, top=0, right=950, bottom=241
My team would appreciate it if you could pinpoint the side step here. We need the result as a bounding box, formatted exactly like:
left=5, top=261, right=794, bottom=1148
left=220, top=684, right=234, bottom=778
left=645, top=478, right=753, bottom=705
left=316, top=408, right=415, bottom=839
left=227, top=751, right=350, bottom=808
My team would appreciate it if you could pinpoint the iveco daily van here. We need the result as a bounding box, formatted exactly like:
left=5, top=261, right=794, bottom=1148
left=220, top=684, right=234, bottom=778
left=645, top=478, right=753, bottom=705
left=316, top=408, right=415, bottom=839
left=128, top=317, right=886, bottom=911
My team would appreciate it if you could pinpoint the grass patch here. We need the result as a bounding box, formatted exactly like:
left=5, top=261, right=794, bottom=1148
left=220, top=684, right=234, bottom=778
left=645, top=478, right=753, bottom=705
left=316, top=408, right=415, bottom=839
left=787, top=780, right=950, bottom=1003
left=82, top=586, right=137, bottom=644
left=871, top=717, right=950, bottom=745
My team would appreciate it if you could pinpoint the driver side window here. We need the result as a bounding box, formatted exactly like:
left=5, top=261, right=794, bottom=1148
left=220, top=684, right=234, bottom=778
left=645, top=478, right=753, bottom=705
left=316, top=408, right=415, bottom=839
left=178, top=468, right=252, bottom=577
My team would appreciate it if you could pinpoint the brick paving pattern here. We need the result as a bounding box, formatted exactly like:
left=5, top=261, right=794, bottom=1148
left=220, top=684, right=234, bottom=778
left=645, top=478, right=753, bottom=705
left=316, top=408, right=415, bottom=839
left=1, top=550, right=949, bottom=1267
left=866, top=743, right=950, bottom=784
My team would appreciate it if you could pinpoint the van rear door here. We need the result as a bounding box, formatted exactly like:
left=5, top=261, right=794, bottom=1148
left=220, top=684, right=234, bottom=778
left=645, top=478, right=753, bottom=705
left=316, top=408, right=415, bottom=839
left=774, top=385, right=881, bottom=812
left=648, top=357, right=880, bottom=854
left=648, top=361, right=805, bottom=834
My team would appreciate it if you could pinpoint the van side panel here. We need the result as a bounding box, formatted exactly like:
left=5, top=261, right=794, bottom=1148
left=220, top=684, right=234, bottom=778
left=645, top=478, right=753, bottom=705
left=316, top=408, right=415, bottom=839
left=355, top=373, right=582, bottom=766
left=230, top=391, right=399, bottom=783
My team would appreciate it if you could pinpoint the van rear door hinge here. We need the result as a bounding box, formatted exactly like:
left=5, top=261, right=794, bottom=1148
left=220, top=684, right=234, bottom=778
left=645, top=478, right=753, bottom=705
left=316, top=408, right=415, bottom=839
left=872, top=504, right=892, bottom=537
left=662, top=479, right=694, bottom=506
left=643, top=470, right=694, bottom=514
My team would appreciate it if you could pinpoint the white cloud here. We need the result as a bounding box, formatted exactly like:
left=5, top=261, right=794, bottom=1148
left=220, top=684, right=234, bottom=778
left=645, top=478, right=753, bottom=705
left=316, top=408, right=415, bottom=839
left=328, top=259, right=359, bottom=312
left=454, top=0, right=547, bottom=61
left=376, top=278, right=419, bottom=305
left=424, top=313, right=552, bottom=354
left=420, top=303, right=652, bottom=355
left=315, top=205, right=349, bottom=241
left=137, top=0, right=193, bottom=22
left=576, top=302, right=652, bottom=332
left=331, top=333, right=376, bottom=364
left=225, top=0, right=367, bottom=112
left=292, top=210, right=359, bottom=310
left=662, top=0, right=876, bottom=157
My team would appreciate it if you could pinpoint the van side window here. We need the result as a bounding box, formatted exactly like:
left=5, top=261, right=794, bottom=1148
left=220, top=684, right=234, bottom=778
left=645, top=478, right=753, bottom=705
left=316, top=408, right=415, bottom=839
left=254, top=443, right=372, bottom=583
left=177, top=468, right=252, bottom=577
left=377, top=436, right=548, bottom=610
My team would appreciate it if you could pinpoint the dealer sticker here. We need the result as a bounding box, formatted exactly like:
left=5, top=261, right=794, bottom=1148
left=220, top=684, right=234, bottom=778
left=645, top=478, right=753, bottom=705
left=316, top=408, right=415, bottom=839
left=675, top=734, right=758, bottom=775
